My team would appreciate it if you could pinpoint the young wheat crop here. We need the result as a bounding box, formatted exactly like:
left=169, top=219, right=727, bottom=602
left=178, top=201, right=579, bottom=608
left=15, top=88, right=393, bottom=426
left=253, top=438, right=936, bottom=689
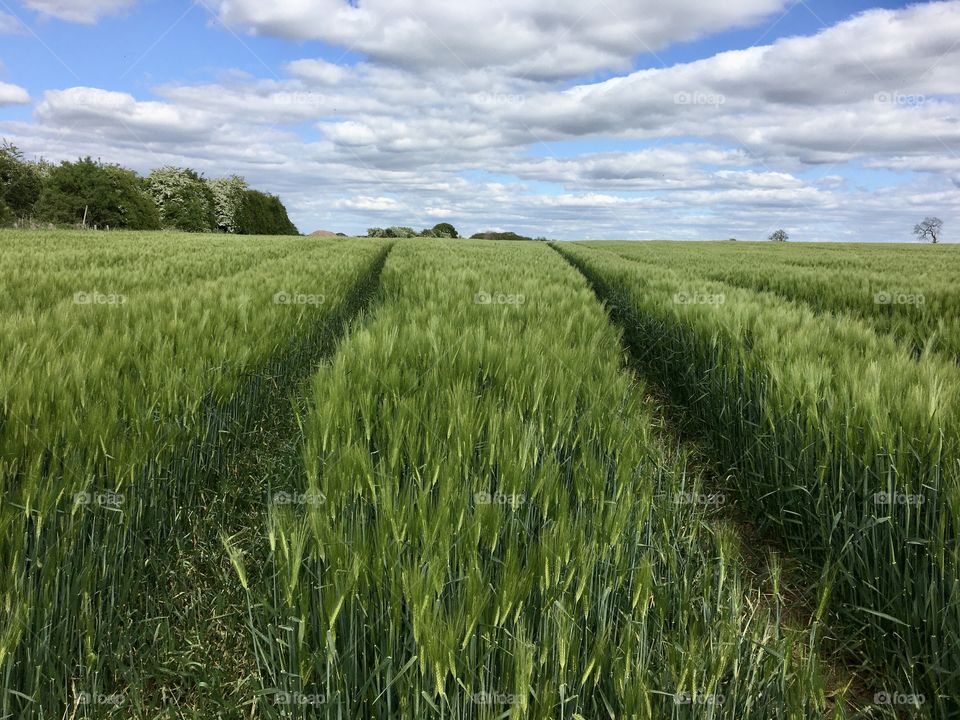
left=241, top=239, right=839, bottom=719
left=558, top=241, right=960, bottom=718
left=0, top=230, right=390, bottom=718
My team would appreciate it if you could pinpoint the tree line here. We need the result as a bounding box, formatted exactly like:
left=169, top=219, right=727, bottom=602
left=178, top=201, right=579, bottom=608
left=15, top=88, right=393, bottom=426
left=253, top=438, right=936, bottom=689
left=366, top=226, right=548, bottom=241
left=0, top=142, right=299, bottom=235
left=366, top=223, right=460, bottom=238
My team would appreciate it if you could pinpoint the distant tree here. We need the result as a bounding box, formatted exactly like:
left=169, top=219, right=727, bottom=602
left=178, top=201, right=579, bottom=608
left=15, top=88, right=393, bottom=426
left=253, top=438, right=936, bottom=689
left=471, top=230, right=535, bottom=242
left=430, top=222, right=458, bottom=238
left=0, top=141, right=42, bottom=222
left=235, top=189, right=299, bottom=235
left=207, top=176, right=248, bottom=233
left=913, top=217, right=943, bottom=244
left=389, top=226, right=418, bottom=238
left=335, top=232, right=348, bottom=237
left=769, top=229, right=789, bottom=242
left=36, top=157, right=160, bottom=229
left=368, top=226, right=421, bottom=238
left=147, top=166, right=216, bottom=232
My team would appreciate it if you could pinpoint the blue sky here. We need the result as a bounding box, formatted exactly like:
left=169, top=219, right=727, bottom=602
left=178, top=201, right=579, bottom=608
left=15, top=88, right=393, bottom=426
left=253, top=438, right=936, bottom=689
left=1, top=0, right=958, bottom=240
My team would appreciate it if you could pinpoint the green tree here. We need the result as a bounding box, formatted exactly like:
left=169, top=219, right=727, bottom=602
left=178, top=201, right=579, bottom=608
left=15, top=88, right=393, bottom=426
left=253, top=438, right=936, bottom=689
left=430, top=222, right=459, bottom=238
left=147, top=166, right=216, bottom=232
left=470, top=230, right=535, bottom=242
left=769, top=229, right=789, bottom=242
left=0, top=141, right=42, bottom=223
left=235, top=189, right=299, bottom=235
left=368, top=226, right=421, bottom=238
left=36, top=157, right=160, bottom=229
left=386, top=226, right=417, bottom=238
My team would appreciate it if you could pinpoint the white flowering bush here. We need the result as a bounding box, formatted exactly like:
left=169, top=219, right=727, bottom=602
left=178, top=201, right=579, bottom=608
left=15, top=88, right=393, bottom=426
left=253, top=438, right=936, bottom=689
left=206, top=175, right=248, bottom=234
left=146, top=166, right=216, bottom=232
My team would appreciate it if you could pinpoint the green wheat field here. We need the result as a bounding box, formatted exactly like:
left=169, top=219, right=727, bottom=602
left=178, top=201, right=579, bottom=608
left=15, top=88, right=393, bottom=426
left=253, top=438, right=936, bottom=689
left=1, top=230, right=958, bottom=719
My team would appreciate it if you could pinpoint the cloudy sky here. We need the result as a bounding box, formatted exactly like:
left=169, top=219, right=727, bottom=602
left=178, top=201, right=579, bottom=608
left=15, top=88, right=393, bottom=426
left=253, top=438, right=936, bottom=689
left=1, top=0, right=958, bottom=240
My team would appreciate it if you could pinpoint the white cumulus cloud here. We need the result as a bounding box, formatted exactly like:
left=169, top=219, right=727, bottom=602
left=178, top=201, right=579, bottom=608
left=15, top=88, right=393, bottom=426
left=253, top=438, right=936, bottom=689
left=0, top=82, right=30, bottom=106
left=217, top=0, right=787, bottom=80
